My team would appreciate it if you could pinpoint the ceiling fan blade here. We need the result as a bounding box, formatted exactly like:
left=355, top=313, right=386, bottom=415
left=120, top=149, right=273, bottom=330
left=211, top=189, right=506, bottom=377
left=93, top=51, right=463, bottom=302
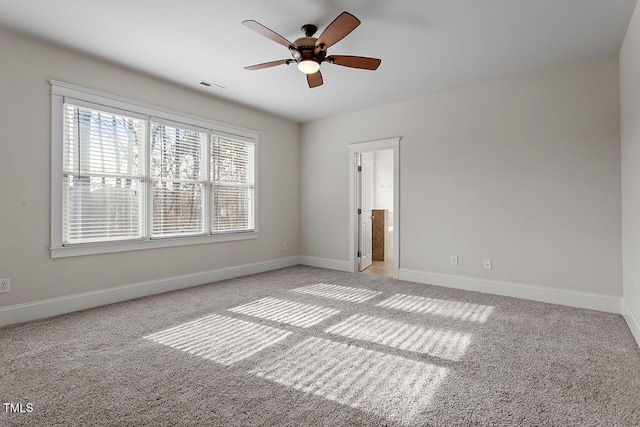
left=244, top=60, right=290, bottom=70
left=242, top=20, right=294, bottom=49
left=327, top=55, right=381, bottom=70
left=307, top=70, right=323, bottom=88
left=315, top=12, right=360, bottom=50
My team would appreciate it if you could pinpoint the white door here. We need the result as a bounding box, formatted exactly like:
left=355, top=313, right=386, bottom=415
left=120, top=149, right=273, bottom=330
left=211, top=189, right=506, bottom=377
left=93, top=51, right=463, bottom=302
left=359, top=152, right=374, bottom=271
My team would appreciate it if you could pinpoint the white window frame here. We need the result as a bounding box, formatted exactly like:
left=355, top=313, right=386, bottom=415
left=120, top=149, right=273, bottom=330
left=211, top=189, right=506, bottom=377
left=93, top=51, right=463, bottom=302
left=50, top=80, right=259, bottom=258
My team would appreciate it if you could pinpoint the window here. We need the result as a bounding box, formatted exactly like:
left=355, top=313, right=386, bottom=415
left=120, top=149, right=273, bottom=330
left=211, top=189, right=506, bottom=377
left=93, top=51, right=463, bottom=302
left=63, top=104, right=146, bottom=244
left=211, top=135, right=255, bottom=232
left=150, top=121, right=207, bottom=237
left=51, top=81, right=258, bottom=257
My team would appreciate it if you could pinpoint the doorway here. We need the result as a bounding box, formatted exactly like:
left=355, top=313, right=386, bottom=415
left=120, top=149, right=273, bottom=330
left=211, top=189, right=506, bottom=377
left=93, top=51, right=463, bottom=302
left=349, top=138, right=400, bottom=279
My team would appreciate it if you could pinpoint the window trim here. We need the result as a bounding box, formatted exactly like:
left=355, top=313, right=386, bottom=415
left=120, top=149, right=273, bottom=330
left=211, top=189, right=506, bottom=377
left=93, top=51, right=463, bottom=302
left=50, top=80, right=259, bottom=258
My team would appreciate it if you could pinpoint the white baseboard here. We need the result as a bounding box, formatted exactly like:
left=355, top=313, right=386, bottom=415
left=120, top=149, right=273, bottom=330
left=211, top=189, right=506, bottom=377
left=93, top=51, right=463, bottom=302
left=622, top=299, right=640, bottom=347
left=399, top=268, right=621, bottom=314
left=3, top=258, right=634, bottom=346
left=298, top=256, right=353, bottom=272
left=0, top=256, right=300, bottom=328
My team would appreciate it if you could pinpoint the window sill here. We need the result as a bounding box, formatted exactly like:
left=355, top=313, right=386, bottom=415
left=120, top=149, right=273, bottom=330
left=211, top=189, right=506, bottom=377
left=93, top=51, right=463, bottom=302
left=50, top=231, right=259, bottom=258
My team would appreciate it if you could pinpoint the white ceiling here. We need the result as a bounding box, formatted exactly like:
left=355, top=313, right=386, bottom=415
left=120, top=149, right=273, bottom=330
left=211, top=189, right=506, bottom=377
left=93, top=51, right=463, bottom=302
left=0, top=0, right=636, bottom=123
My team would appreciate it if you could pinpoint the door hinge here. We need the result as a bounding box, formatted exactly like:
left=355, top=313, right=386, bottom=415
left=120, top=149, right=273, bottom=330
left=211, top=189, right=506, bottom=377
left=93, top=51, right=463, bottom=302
left=357, top=165, right=362, bottom=172
left=357, top=208, right=362, bottom=215
left=357, top=251, right=361, bottom=258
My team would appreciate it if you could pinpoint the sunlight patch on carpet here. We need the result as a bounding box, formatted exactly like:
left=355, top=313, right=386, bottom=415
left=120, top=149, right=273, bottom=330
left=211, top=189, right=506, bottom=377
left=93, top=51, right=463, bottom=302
left=249, top=337, right=449, bottom=425
left=144, top=314, right=291, bottom=366
left=325, top=314, right=472, bottom=361
left=228, top=297, right=341, bottom=328
left=291, top=283, right=382, bottom=303
left=377, top=294, right=495, bottom=323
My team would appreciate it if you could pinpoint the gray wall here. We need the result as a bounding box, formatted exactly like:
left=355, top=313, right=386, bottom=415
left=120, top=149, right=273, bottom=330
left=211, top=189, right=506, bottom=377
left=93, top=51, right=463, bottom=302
left=301, top=55, right=622, bottom=296
left=0, top=26, right=627, bottom=313
left=0, top=30, right=300, bottom=307
left=373, top=150, right=394, bottom=211
left=621, top=2, right=640, bottom=322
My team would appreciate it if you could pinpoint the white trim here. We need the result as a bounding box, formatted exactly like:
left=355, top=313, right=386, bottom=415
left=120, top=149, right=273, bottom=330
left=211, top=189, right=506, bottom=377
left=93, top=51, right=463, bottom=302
left=348, top=138, right=401, bottom=279
left=50, top=80, right=259, bottom=140
left=298, top=256, right=352, bottom=272
left=50, top=80, right=259, bottom=256
left=50, top=231, right=259, bottom=258
left=65, top=97, right=149, bottom=121
left=50, top=94, right=64, bottom=249
left=622, top=299, right=640, bottom=347
left=399, top=268, right=622, bottom=314
left=349, top=138, right=400, bottom=152
left=392, top=143, right=400, bottom=279
left=251, top=139, right=259, bottom=235
left=0, top=256, right=300, bottom=328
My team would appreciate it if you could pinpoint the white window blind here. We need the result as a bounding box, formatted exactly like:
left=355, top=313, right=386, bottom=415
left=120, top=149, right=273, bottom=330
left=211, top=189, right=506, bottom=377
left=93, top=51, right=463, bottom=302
left=54, top=83, right=258, bottom=255
left=151, top=122, right=207, bottom=237
left=62, top=103, right=146, bottom=244
left=211, top=135, right=255, bottom=232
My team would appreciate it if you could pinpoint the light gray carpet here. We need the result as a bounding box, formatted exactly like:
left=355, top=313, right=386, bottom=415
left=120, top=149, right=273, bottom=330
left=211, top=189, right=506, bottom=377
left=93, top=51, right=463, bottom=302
left=1, top=266, right=639, bottom=426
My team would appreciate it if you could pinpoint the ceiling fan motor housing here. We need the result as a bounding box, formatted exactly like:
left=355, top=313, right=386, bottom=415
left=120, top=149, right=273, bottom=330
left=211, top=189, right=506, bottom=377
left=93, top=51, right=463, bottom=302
left=294, top=37, right=317, bottom=49
left=293, top=37, right=320, bottom=62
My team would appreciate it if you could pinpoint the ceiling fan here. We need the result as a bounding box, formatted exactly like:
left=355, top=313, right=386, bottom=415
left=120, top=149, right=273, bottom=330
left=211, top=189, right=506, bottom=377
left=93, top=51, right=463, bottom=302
left=242, top=11, right=381, bottom=88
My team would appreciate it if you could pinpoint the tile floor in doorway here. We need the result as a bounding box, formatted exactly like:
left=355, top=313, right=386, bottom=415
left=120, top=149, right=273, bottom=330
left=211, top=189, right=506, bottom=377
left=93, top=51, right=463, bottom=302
left=363, top=259, right=393, bottom=277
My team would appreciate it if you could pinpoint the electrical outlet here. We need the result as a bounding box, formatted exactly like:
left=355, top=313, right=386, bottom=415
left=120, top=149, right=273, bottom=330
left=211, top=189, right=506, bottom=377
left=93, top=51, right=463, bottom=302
left=0, top=278, right=9, bottom=293
left=484, top=259, right=492, bottom=270
left=282, top=242, right=288, bottom=251
left=450, top=255, right=458, bottom=266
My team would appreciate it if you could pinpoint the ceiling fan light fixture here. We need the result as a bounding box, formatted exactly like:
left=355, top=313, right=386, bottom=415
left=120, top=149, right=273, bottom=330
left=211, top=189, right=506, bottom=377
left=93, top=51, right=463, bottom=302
left=297, top=60, right=320, bottom=74
left=243, top=12, right=380, bottom=88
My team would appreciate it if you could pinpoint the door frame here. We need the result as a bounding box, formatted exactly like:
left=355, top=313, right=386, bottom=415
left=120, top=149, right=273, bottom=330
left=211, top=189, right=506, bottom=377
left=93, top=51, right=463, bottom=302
left=348, top=138, right=401, bottom=279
